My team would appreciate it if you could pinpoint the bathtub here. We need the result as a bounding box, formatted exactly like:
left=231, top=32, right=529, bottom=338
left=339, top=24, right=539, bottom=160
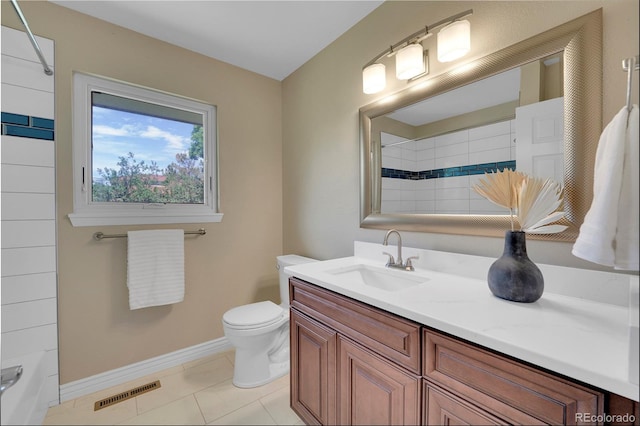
left=1, top=351, right=49, bottom=425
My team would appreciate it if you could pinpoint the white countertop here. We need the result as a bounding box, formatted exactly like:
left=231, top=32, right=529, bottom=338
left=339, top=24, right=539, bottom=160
left=285, top=241, right=639, bottom=401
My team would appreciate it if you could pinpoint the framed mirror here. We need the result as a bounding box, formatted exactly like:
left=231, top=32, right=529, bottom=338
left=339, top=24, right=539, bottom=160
left=360, top=9, right=602, bottom=242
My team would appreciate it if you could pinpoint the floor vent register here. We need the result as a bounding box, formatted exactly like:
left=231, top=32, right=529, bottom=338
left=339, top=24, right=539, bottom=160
left=93, top=380, right=161, bottom=411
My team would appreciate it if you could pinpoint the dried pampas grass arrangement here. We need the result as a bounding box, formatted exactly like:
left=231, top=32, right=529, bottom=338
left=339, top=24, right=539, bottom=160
left=473, top=169, right=567, bottom=234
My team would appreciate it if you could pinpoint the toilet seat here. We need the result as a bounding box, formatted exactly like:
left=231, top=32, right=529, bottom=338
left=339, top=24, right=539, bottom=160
left=223, top=301, right=285, bottom=330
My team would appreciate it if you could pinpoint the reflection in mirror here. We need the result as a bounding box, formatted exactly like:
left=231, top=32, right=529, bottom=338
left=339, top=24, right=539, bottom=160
left=377, top=53, right=563, bottom=215
left=359, top=9, right=602, bottom=241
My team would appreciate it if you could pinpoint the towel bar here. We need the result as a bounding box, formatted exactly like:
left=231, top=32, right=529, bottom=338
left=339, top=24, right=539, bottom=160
left=93, top=228, right=206, bottom=240
left=623, top=55, right=639, bottom=112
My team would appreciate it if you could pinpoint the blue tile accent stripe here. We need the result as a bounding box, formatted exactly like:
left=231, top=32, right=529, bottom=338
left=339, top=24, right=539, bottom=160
left=31, top=117, right=55, bottom=130
left=1, top=112, right=29, bottom=126
left=1, top=111, right=54, bottom=141
left=382, top=160, right=516, bottom=180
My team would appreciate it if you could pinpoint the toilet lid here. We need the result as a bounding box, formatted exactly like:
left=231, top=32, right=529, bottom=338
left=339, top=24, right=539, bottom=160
left=223, top=301, right=284, bottom=328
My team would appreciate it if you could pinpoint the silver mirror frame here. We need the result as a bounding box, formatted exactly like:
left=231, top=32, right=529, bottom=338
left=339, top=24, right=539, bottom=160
left=360, top=9, right=602, bottom=242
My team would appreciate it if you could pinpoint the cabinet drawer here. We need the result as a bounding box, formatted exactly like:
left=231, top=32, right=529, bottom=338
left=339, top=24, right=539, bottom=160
left=423, top=329, right=604, bottom=425
left=424, top=381, right=509, bottom=425
left=290, top=277, right=421, bottom=374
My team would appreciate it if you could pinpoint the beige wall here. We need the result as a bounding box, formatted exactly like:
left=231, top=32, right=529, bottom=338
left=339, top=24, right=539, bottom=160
left=2, top=1, right=284, bottom=384
left=282, top=1, right=639, bottom=271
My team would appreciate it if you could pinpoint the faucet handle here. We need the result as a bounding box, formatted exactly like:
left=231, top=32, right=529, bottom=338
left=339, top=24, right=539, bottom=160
left=404, top=256, right=419, bottom=271
left=382, top=252, right=395, bottom=267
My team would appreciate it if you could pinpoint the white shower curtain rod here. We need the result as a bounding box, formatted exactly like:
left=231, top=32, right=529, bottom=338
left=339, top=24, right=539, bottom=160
left=9, top=0, right=53, bottom=76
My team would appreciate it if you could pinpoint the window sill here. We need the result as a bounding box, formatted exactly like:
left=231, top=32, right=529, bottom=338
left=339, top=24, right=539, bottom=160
left=68, top=212, right=224, bottom=227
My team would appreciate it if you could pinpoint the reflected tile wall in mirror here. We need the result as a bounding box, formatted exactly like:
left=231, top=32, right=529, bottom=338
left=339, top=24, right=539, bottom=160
left=380, top=119, right=516, bottom=214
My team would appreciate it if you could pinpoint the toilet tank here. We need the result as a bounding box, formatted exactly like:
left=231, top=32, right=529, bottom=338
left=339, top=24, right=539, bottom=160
left=276, top=255, right=317, bottom=309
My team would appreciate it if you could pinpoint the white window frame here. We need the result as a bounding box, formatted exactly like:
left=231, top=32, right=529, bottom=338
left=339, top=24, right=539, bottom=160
left=69, top=72, right=223, bottom=227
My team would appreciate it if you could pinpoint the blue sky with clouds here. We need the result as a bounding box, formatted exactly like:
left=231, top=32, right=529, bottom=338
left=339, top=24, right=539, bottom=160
left=92, top=106, right=196, bottom=177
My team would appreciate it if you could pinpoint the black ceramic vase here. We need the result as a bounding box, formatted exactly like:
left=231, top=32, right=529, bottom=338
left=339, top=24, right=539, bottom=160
left=488, top=230, right=544, bottom=303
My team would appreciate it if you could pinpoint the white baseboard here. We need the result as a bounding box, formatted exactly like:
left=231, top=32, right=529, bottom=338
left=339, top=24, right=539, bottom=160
left=59, top=337, right=232, bottom=402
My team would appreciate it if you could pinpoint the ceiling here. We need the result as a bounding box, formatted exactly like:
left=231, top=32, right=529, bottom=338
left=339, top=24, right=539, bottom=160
left=49, top=0, right=384, bottom=81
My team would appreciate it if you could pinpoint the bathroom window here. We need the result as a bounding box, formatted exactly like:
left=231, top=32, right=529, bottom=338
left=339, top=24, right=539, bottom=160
left=69, top=72, right=222, bottom=226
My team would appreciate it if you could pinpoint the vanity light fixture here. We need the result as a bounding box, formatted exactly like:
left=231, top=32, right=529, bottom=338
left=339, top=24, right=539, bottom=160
left=362, top=63, right=386, bottom=94
left=395, top=43, right=425, bottom=80
left=437, top=19, right=471, bottom=62
left=362, top=9, right=473, bottom=94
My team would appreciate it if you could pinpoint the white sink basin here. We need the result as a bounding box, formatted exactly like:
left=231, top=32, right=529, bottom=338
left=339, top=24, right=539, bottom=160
left=326, top=264, right=429, bottom=291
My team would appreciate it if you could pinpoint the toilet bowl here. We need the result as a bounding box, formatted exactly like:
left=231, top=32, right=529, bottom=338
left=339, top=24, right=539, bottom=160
left=222, top=254, right=316, bottom=388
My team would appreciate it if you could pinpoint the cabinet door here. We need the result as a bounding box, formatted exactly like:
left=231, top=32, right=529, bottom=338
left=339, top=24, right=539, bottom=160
left=291, top=309, right=337, bottom=425
left=424, top=381, right=509, bottom=426
left=338, top=336, right=420, bottom=425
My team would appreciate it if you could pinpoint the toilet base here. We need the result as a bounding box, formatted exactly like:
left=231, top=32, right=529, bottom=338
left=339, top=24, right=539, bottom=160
left=232, top=358, right=289, bottom=388
left=226, top=318, right=290, bottom=388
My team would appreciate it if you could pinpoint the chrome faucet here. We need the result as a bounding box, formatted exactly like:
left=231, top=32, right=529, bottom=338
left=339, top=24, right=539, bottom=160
left=382, top=229, right=417, bottom=271
left=1, top=365, right=23, bottom=396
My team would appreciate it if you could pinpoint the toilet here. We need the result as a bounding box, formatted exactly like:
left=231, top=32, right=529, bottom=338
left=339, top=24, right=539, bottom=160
left=222, top=254, right=316, bottom=388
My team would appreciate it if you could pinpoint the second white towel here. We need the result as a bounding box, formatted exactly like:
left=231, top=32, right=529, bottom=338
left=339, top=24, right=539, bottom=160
left=127, top=229, right=185, bottom=310
left=572, top=105, right=639, bottom=270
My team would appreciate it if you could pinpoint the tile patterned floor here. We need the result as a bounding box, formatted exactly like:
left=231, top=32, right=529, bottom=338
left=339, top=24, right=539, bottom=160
left=43, top=351, right=304, bottom=425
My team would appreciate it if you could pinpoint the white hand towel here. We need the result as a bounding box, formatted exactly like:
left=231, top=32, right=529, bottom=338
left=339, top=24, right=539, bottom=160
left=127, top=229, right=185, bottom=310
left=572, top=105, right=639, bottom=270
left=614, top=105, right=639, bottom=270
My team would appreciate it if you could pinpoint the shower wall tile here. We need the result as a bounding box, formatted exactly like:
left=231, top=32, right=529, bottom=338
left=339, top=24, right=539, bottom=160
left=435, top=175, right=469, bottom=190
left=1, top=84, right=54, bottom=118
left=435, top=139, right=468, bottom=157
left=1, top=25, right=59, bottom=408
left=469, top=147, right=511, bottom=165
left=1, top=193, right=56, bottom=220
left=1, top=112, right=29, bottom=126
left=0, top=324, right=58, bottom=360
left=469, top=133, right=512, bottom=153
left=415, top=137, right=434, bottom=151
left=435, top=129, right=468, bottom=146
left=468, top=120, right=510, bottom=140
left=1, top=246, right=57, bottom=277
left=436, top=186, right=470, bottom=201
left=416, top=158, right=435, bottom=172
left=1, top=164, right=55, bottom=193
left=0, top=298, right=57, bottom=333
left=435, top=199, right=469, bottom=214
left=1, top=55, right=53, bottom=92
left=1, top=220, right=56, bottom=248
left=434, top=153, right=469, bottom=169
left=0, top=272, right=57, bottom=304
left=1, top=135, right=55, bottom=166
left=0, top=25, right=54, bottom=64
left=3, top=124, right=55, bottom=140
left=470, top=198, right=506, bottom=214
left=415, top=200, right=435, bottom=213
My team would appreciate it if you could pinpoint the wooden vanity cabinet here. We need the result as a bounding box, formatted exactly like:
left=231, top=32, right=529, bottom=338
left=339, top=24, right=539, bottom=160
left=290, top=277, right=638, bottom=425
left=290, top=277, right=421, bottom=425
